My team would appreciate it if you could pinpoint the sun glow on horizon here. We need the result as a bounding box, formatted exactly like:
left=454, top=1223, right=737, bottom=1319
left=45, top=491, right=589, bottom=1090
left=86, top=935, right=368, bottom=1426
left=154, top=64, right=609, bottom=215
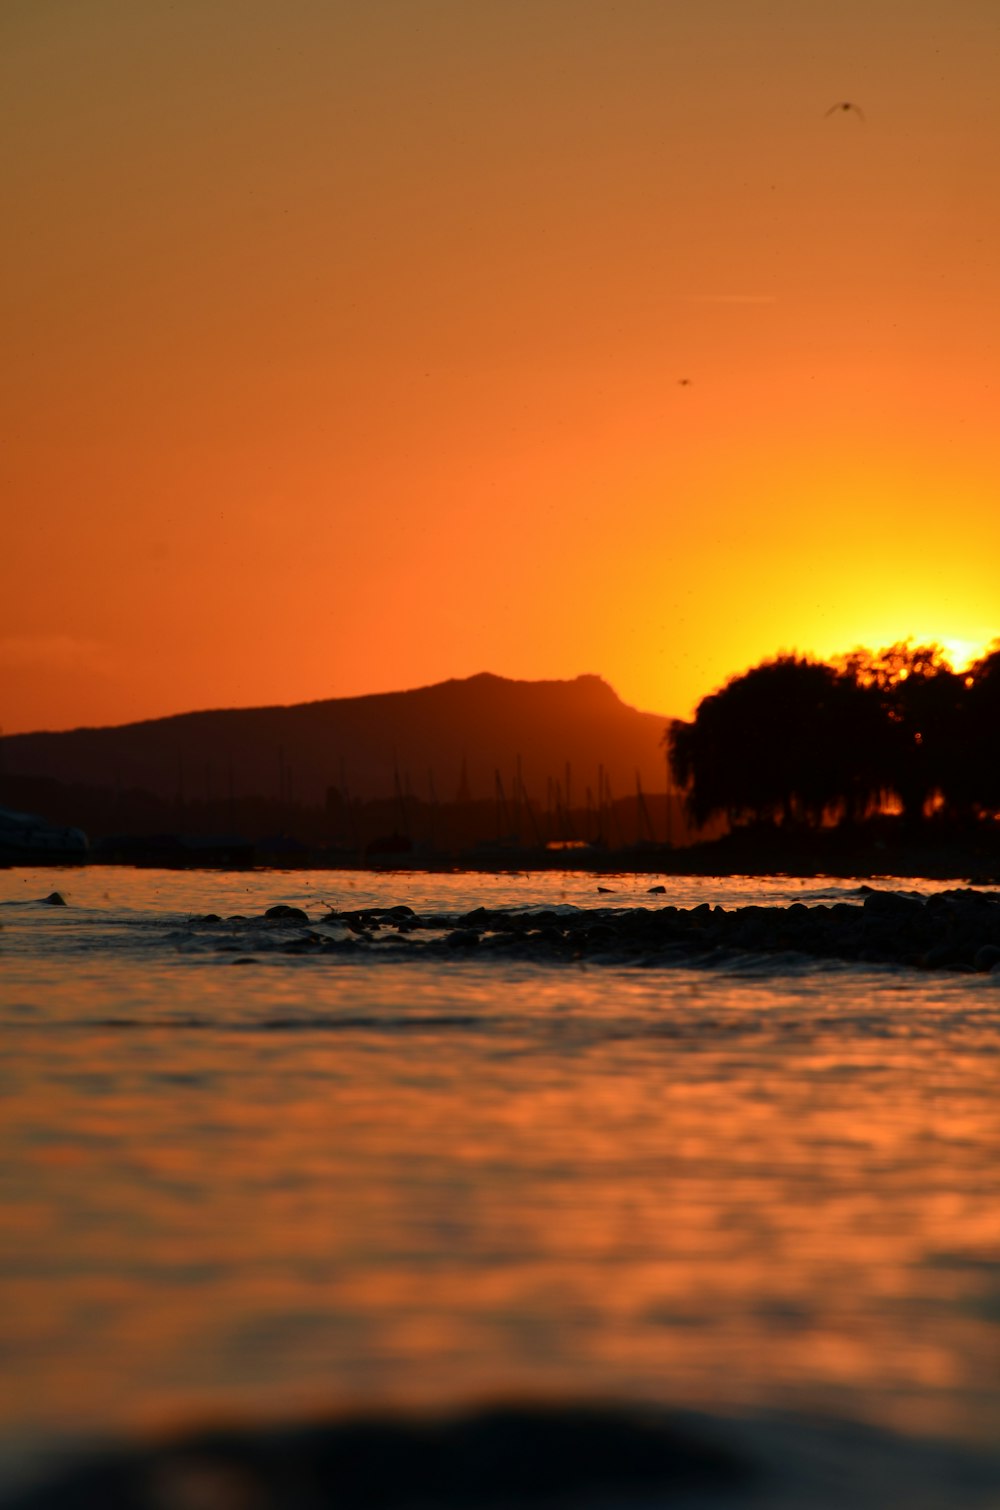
left=647, top=625, right=999, bottom=724
left=931, top=635, right=998, bottom=672
left=823, top=632, right=998, bottom=674
left=804, top=605, right=998, bottom=682
left=3, top=3, right=1000, bottom=735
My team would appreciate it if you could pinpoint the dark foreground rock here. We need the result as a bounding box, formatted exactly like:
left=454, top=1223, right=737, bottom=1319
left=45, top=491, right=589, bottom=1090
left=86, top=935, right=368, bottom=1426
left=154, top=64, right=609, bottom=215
left=13, top=1402, right=1000, bottom=1510
left=9, top=1404, right=755, bottom=1509
left=212, top=889, right=1000, bottom=973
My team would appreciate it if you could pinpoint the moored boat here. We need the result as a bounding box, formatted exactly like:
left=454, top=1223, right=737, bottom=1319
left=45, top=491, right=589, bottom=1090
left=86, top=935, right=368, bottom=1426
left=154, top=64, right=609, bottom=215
left=0, top=806, right=88, bottom=865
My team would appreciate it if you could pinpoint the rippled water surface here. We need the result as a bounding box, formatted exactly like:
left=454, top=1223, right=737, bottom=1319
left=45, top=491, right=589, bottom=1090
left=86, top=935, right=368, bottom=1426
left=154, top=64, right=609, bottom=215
left=2, top=867, right=999, bottom=1502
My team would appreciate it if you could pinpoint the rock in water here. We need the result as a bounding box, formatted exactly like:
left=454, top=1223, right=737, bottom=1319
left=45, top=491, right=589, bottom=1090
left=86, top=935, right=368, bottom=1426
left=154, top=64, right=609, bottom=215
left=263, top=904, right=309, bottom=923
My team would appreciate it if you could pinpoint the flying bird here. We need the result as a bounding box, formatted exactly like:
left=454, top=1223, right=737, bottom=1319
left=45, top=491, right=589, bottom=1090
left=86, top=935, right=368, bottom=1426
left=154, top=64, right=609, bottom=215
left=825, top=101, right=865, bottom=121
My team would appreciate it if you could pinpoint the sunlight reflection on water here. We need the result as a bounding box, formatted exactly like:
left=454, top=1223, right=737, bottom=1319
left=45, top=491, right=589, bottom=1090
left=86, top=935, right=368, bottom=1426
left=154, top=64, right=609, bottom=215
left=0, top=868, right=998, bottom=1492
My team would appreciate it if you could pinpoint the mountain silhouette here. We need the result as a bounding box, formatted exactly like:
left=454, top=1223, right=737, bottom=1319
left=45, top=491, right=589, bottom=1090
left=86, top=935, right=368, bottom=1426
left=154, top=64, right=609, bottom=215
left=3, top=674, right=672, bottom=807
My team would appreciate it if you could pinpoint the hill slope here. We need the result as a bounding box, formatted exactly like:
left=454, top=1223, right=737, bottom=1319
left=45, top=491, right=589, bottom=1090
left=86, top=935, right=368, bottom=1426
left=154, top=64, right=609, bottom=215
left=3, top=674, right=672, bottom=806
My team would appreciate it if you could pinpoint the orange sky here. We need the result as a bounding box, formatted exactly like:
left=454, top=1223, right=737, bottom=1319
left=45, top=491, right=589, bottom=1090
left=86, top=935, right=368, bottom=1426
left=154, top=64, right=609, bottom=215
left=3, top=0, right=998, bottom=733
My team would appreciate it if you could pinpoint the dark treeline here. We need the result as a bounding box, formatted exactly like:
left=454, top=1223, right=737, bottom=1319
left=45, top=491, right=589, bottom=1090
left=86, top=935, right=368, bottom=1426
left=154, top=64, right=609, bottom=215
left=669, top=640, right=1000, bottom=829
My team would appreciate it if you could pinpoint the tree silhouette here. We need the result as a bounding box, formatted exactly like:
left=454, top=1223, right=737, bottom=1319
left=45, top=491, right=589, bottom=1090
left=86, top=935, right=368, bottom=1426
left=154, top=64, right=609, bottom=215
left=834, top=642, right=966, bottom=821
left=669, top=656, right=877, bottom=828
left=669, top=640, right=989, bottom=832
left=964, top=642, right=1000, bottom=815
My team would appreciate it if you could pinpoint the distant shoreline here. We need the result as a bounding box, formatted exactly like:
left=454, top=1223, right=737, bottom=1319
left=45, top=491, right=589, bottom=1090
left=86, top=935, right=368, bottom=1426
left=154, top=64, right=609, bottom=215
left=6, top=826, right=998, bottom=884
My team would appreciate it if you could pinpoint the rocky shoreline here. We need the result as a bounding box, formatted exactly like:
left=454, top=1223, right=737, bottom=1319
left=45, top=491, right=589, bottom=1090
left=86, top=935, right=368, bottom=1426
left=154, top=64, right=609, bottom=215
left=191, top=888, right=1000, bottom=974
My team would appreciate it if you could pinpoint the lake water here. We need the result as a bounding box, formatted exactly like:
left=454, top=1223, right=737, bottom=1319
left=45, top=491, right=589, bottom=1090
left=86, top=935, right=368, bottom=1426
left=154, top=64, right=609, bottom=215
left=2, top=867, right=998, bottom=1506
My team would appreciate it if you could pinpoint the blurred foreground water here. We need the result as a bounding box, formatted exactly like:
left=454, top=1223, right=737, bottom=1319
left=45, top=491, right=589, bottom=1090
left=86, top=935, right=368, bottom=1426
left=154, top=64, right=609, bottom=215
left=1, top=868, right=998, bottom=1506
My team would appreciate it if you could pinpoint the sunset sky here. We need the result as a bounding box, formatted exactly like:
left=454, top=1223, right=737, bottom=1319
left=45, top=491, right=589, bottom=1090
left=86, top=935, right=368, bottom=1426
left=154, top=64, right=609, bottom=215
left=3, top=0, right=998, bottom=734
